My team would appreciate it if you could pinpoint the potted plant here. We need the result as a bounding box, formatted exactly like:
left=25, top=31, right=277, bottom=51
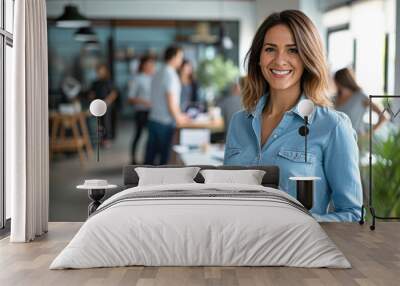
left=197, top=56, right=239, bottom=104
left=369, top=128, right=400, bottom=217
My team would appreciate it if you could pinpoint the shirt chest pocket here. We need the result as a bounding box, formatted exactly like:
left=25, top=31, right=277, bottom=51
left=225, top=147, right=253, bottom=165
left=276, top=148, right=317, bottom=175
left=278, top=149, right=315, bottom=163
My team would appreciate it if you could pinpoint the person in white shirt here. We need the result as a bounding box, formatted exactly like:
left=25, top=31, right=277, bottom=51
left=128, top=55, right=156, bottom=164
left=144, top=45, right=191, bottom=165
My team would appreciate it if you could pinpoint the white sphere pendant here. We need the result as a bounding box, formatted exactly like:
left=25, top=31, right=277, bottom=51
left=298, top=99, right=315, bottom=118
left=89, top=99, right=107, bottom=117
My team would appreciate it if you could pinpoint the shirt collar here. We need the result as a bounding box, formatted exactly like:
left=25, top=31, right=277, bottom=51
left=165, top=64, right=176, bottom=73
left=248, top=93, right=316, bottom=124
left=248, top=94, right=267, bottom=118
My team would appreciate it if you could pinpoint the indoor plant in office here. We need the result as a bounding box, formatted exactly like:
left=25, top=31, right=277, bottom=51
left=371, top=128, right=400, bottom=217
left=197, top=56, right=239, bottom=105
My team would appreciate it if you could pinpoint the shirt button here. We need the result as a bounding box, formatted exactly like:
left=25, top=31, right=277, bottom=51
left=273, top=134, right=278, bottom=138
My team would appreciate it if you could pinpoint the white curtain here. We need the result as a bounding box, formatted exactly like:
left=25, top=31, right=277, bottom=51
left=8, top=0, right=49, bottom=242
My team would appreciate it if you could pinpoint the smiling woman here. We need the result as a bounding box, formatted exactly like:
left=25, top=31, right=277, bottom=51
left=224, top=10, right=363, bottom=222
left=260, top=25, right=305, bottom=95
left=243, top=10, right=331, bottom=111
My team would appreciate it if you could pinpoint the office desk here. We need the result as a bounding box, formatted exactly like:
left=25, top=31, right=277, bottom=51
left=170, top=118, right=224, bottom=164
left=176, top=118, right=224, bottom=132
left=173, top=144, right=225, bottom=166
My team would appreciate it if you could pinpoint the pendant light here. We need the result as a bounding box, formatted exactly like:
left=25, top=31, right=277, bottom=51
left=74, top=27, right=97, bottom=42
left=219, top=0, right=233, bottom=50
left=56, top=4, right=90, bottom=28
left=84, top=39, right=100, bottom=51
left=220, top=24, right=233, bottom=50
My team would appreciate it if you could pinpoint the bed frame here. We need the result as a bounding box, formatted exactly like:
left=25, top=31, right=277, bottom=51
left=122, top=165, right=280, bottom=189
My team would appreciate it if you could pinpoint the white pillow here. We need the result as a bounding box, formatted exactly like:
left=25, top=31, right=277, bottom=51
left=200, top=169, right=266, bottom=185
left=135, top=167, right=201, bottom=186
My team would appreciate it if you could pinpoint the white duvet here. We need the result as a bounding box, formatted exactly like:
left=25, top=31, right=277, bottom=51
left=50, top=183, right=351, bottom=269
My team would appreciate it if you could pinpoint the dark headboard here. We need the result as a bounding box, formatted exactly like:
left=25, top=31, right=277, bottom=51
left=123, top=165, right=280, bottom=189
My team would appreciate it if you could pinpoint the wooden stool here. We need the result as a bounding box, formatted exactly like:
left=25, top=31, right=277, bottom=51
left=49, top=111, right=93, bottom=165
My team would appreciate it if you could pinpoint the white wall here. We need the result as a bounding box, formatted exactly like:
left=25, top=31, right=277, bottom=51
left=255, top=0, right=300, bottom=27
left=46, top=0, right=258, bottom=74
left=255, top=0, right=326, bottom=52
left=300, top=0, right=326, bottom=46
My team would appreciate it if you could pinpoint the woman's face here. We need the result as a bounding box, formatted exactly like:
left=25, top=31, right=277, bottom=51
left=172, top=50, right=184, bottom=69
left=335, top=82, right=352, bottom=99
left=181, top=63, right=192, bottom=76
left=259, top=24, right=304, bottom=92
left=97, top=66, right=109, bottom=79
left=144, top=60, right=156, bottom=75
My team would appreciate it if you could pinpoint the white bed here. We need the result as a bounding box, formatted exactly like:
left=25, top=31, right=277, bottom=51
left=50, top=183, right=350, bottom=269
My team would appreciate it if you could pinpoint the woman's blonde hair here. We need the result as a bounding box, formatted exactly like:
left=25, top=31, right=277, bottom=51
left=242, top=10, right=331, bottom=111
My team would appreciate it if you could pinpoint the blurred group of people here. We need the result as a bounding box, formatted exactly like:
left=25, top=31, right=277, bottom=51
left=70, top=44, right=242, bottom=166
left=128, top=46, right=202, bottom=165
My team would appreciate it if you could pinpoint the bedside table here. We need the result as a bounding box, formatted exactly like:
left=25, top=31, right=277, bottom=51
left=77, top=180, right=117, bottom=216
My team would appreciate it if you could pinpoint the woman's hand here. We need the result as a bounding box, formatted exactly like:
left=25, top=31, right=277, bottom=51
left=368, top=100, right=388, bottom=132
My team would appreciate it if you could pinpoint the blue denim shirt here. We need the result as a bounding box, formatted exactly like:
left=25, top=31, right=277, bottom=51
left=224, top=94, right=363, bottom=222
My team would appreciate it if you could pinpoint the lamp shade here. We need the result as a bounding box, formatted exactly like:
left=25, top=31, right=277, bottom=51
left=89, top=99, right=107, bottom=117
left=219, top=23, right=233, bottom=50
left=74, top=27, right=97, bottom=42
left=298, top=99, right=315, bottom=118
left=222, top=36, right=233, bottom=50
left=56, top=4, right=90, bottom=28
left=84, top=39, right=100, bottom=51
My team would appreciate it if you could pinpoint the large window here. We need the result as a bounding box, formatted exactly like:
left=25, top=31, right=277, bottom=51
left=1, top=0, right=14, bottom=229
left=327, top=24, right=355, bottom=72
left=323, top=0, right=396, bottom=95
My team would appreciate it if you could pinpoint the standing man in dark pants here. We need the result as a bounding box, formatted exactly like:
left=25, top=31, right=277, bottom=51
left=128, top=55, right=156, bottom=164
left=144, top=45, right=191, bottom=165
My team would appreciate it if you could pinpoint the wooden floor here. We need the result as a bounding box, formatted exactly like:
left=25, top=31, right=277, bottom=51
left=0, top=222, right=399, bottom=286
